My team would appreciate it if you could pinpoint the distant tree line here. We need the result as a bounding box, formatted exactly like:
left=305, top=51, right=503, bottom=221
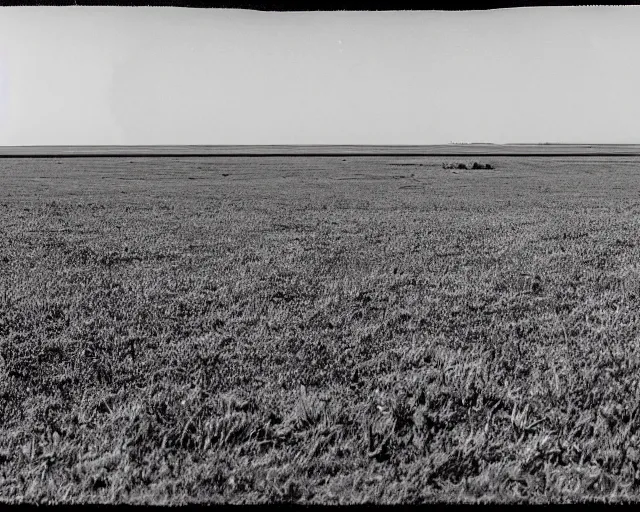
left=442, top=162, right=494, bottom=170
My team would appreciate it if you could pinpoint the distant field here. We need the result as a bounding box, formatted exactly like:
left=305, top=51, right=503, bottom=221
left=4, top=144, right=640, bottom=157
left=2, top=155, right=640, bottom=503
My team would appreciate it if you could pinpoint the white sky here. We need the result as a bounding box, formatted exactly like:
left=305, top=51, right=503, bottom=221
left=0, top=6, right=639, bottom=145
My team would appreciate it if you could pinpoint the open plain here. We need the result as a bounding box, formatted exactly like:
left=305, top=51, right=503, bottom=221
left=2, top=153, right=640, bottom=502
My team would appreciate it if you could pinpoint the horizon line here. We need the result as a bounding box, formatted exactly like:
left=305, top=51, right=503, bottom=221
left=1, top=143, right=638, bottom=147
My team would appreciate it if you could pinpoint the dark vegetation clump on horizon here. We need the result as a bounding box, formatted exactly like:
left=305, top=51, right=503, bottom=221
left=442, top=162, right=494, bottom=170
left=1, top=155, right=640, bottom=503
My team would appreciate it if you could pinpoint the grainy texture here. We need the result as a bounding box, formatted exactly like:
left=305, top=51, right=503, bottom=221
left=3, top=143, right=640, bottom=157
left=1, top=155, right=640, bottom=503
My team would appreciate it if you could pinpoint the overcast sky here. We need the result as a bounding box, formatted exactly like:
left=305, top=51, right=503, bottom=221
left=0, top=6, right=638, bottom=145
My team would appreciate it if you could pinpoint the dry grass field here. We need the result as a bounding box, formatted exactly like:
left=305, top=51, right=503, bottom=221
left=2, top=154, right=640, bottom=503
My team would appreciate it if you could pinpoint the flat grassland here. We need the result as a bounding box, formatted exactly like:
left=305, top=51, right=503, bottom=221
left=2, top=155, right=640, bottom=503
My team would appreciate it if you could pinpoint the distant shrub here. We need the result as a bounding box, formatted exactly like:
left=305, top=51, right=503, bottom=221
left=443, top=161, right=494, bottom=170
left=477, top=162, right=494, bottom=170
